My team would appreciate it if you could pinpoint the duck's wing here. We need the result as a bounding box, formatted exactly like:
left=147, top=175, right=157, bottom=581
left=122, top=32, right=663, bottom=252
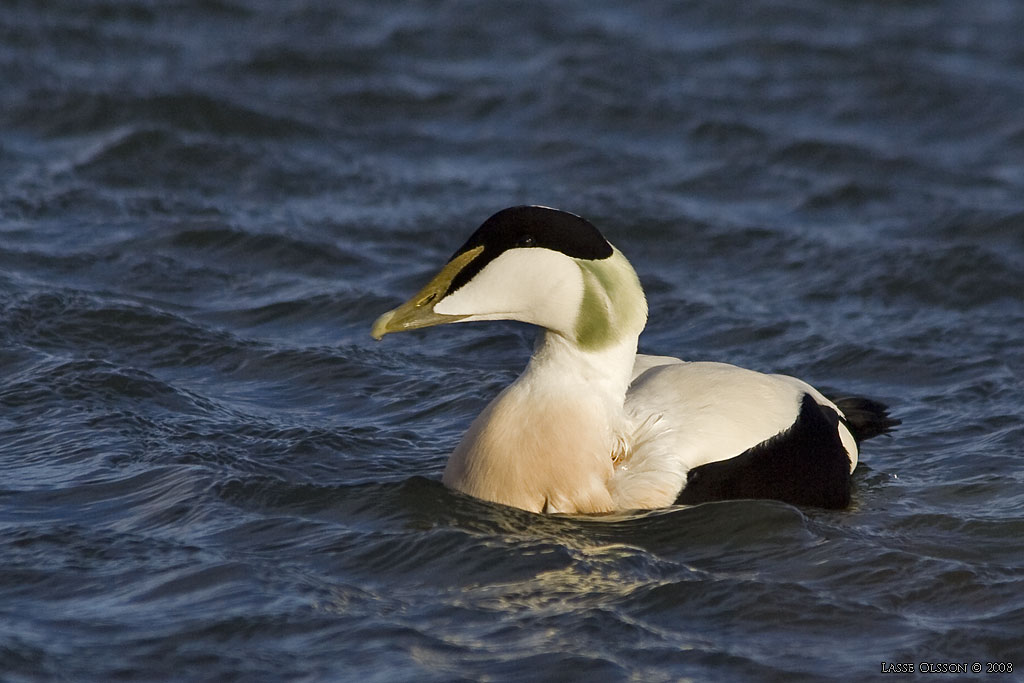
left=612, top=359, right=871, bottom=510
left=630, top=353, right=684, bottom=380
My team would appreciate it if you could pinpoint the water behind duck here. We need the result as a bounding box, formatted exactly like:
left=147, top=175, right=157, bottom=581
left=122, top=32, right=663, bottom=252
left=1, top=1, right=1022, bottom=680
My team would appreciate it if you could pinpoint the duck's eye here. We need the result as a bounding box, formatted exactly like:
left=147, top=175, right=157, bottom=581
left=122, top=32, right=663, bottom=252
left=517, top=235, right=536, bottom=248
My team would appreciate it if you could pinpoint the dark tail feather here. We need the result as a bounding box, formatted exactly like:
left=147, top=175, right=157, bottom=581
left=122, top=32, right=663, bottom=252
left=833, top=396, right=901, bottom=443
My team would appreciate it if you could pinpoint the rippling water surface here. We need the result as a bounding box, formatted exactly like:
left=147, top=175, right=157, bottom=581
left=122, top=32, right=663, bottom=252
left=2, top=1, right=1023, bottom=681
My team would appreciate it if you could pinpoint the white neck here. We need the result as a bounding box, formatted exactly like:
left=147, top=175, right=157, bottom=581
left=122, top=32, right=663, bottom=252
left=442, top=329, right=639, bottom=513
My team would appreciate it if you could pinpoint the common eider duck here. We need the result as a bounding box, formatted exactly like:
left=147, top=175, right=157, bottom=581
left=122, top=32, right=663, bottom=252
left=372, top=206, right=898, bottom=514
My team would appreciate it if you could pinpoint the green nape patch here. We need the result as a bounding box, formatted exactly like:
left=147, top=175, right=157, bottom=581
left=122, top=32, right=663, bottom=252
left=573, top=255, right=646, bottom=350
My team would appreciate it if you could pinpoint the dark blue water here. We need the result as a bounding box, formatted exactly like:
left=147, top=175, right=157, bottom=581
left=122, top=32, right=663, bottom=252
left=2, top=1, right=1023, bottom=680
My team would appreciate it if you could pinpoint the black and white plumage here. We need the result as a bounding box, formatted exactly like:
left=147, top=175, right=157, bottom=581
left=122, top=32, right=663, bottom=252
left=372, top=206, right=899, bottom=514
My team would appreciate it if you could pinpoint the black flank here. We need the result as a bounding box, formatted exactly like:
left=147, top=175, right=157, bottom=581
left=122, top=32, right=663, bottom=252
left=447, top=206, right=613, bottom=294
left=676, top=394, right=853, bottom=509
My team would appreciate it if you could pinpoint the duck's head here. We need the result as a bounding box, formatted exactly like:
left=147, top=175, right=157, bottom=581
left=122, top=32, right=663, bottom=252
left=371, top=206, right=648, bottom=350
